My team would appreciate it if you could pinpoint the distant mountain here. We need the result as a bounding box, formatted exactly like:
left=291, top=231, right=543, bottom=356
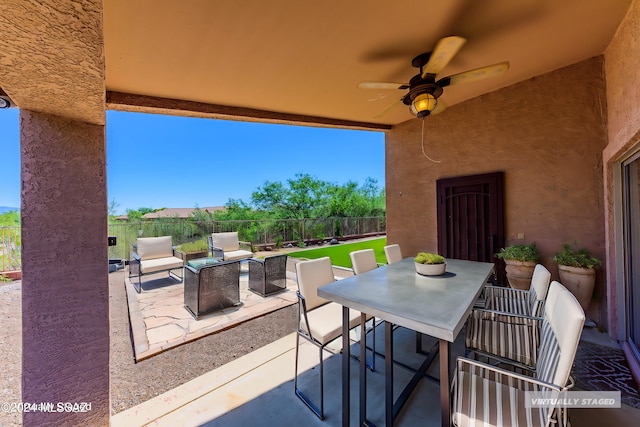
left=0, top=206, right=19, bottom=214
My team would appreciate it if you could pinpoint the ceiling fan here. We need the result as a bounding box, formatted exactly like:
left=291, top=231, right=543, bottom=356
left=358, top=36, right=509, bottom=118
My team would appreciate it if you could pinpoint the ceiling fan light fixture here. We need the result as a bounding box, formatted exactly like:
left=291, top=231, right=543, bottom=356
left=410, top=93, right=437, bottom=117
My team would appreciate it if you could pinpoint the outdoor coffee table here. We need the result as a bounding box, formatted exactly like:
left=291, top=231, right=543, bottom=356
left=186, top=257, right=221, bottom=269
left=183, top=259, right=241, bottom=320
left=318, top=257, right=495, bottom=427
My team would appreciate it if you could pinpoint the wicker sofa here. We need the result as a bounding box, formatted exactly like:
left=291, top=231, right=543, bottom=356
left=129, top=236, right=184, bottom=293
left=207, top=232, right=254, bottom=261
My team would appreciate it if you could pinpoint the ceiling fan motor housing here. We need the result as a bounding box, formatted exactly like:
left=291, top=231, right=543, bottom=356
left=402, top=74, right=444, bottom=106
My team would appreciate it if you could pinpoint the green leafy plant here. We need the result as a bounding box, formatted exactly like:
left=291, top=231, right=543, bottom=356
left=495, top=243, right=540, bottom=262
left=414, top=252, right=445, bottom=265
left=553, top=243, right=601, bottom=269
left=176, top=238, right=209, bottom=253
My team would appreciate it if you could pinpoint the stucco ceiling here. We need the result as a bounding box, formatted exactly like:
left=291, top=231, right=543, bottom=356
left=103, top=0, right=631, bottom=128
left=0, top=0, right=632, bottom=127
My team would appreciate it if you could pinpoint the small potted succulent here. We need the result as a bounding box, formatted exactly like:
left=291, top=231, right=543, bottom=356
left=495, top=243, right=540, bottom=290
left=414, top=252, right=446, bottom=276
left=553, top=243, right=601, bottom=312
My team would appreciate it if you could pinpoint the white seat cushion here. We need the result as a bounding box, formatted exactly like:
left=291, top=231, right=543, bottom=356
left=223, top=249, right=254, bottom=261
left=301, top=301, right=372, bottom=344
left=211, top=232, right=240, bottom=251
left=454, top=367, right=549, bottom=427
left=140, top=256, right=184, bottom=274
left=137, top=236, right=174, bottom=260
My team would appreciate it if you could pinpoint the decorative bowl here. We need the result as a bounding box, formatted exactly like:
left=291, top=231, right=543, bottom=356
left=415, top=261, right=446, bottom=276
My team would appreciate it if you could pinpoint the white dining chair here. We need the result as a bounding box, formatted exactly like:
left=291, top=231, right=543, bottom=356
left=349, top=249, right=379, bottom=368
left=384, top=243, right=403, bottom=264
left=349, top=248, right=379, bottom=274
left=294, top=257, right=373, bottom=419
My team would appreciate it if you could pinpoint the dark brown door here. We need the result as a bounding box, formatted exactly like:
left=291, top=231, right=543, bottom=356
left=437, top=172, right=505, bottom=281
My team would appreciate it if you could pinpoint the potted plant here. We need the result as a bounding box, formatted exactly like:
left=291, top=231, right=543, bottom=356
left=553, top=243, right=601, bottom=312
left=175, top=238, right=209, bottom=265
left=495, top=243, right=540, bottom=290
left=414, top=252, right=446, bottom=276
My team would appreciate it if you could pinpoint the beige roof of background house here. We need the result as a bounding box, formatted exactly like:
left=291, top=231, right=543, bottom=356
left=142, top=207, right=226, bottom=219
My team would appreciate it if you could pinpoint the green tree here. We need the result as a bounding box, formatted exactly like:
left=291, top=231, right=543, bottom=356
left=214, top=199, right=258, bottom=220
left=285, top=173, right=327, bottom=218
left=251, top=182, right=288, bottom=215
left=108, top=199, right=120, bottom=221
left=126, top=207, right=155, bottom=221
left=0, top=210, right=20, bottom=226
left=250, top=173, right=385, bottom=219
left=252, top=173, right=329, bottom=218
left=190, top=206, right=215, bottom=222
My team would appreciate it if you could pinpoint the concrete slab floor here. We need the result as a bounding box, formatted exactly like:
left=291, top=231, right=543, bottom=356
left=111, top=325, right=640, bottom=427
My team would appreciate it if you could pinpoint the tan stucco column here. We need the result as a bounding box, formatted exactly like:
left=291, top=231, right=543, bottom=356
left=20, top=111, right=109, bottom=425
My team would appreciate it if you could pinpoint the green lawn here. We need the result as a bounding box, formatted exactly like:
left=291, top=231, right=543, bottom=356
left=287, top=237, right=388, bottom=268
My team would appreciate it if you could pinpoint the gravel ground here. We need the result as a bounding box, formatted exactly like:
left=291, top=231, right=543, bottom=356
left=0, top=281, right=22, bottom=427
left=109, top=269, right=298, bottom=414
left=0, top=270, right=298, bottom=425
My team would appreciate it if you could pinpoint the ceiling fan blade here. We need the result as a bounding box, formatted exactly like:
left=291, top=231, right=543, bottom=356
left=358, top=81, right=409, bottom=90
left=436, top=62, right=510, bottom=87
left=422, top=36, right=467, bottom=78
left=431, top=99, right=447, bottom=115
left=373, top=98, right=404, bottom=118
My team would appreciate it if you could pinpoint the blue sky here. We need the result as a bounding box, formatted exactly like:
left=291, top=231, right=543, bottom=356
left=0, top=109, right=385, bottom=214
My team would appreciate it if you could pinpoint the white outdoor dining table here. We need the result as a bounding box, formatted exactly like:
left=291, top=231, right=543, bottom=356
left=317, top=257, right=495, bottom=427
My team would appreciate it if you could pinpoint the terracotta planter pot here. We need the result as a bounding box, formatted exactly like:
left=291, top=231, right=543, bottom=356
left=504, top=260, right=536, bottom=290
left=415, top=262, right=446, bottom=276
left=557, top=264, right=596, bottom=312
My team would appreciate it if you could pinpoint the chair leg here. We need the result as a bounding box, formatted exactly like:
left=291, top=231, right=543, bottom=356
left=135, top=274, right=142, bottom=293
left=293, top=331, right=324, bottom=420
left=169, top=267, right=183, bottom=282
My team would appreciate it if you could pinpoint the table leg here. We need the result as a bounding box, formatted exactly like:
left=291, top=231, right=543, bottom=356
left=360, top=313, right=367, bottom=425
left=385, top=321, right=394, bottom=427
left=439, top=339, right=451, bottom=427
left=342, top=306, right=350, bottom=427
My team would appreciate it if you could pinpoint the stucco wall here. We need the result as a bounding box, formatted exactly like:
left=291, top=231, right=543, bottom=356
left=386, top=57, right=608, bottom=324
left=21, top=111, right=109, bottom=425
left=603, top=0, right=640, bottom=339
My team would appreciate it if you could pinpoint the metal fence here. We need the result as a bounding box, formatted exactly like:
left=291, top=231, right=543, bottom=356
left=1, top=217, right=386, bottom=272
left=0, top=226, right=21, bottom=272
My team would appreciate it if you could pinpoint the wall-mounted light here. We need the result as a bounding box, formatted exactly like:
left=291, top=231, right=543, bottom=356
left=0, top=95, right=13, bottom=109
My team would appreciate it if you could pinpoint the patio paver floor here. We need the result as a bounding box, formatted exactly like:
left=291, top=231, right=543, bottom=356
left=126, top=261, right=300, bottom=361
